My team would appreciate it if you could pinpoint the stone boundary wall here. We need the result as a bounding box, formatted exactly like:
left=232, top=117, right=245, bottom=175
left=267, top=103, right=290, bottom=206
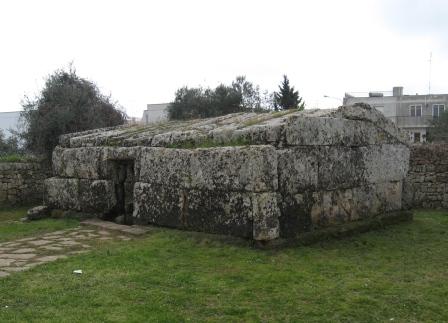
left=0, top=162, right=49, bottom=205
left=404, top=143, right=448, bottom=209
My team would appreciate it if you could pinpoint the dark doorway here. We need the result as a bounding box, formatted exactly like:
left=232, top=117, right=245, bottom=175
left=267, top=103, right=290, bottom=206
left=414, top=132, right=421, bottom=143
left=109, top=159, right=135, bottom=225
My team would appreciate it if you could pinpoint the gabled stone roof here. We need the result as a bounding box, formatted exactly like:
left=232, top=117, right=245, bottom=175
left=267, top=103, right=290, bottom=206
left=59, top=104, right=408, bottom=149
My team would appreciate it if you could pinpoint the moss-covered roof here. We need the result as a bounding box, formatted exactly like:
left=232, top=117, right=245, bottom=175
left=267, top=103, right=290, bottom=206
left=58, top=105, right=408, bottom=149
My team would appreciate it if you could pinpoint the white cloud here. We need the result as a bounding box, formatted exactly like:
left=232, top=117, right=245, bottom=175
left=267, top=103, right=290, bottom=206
left=0, top=0, right=447, bottom=117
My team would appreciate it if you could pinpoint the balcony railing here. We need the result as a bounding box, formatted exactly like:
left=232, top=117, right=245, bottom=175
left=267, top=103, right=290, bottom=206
left=388, top=116, right=436, bottom=127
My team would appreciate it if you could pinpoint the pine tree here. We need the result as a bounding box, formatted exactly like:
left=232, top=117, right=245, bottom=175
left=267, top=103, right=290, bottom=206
left=274, top=75, right=305, bottom=110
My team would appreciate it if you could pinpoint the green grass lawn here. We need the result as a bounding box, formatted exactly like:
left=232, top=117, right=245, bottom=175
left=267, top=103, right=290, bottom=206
left=0, top=205, right=78, bottom=242
left=0, top=208, right=447, bottom=322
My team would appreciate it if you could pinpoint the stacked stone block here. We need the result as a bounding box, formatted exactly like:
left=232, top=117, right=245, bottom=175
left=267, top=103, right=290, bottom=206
left=403, top=143, right=448, bottom=209
left=0, top=162, right=48, bottom=205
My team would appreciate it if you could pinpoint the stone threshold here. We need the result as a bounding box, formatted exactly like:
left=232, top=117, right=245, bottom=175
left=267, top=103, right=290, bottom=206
left=80, top=219, right=151, bottom=236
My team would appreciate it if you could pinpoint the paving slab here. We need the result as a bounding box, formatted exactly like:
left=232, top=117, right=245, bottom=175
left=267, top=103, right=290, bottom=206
left=0, top=259, right=15, bottom=267
left=12, top=248, right=36, bottom=254
left=16, top=237, right=35, bottom=242
left=42, top=246, right=64, bottom=251
left=81, top=219, right=150, bottom=236
left=1, top=223, right=137, bottom=278
left=2, top=253, right=36, bottom=260
left=59, top=240, right=80, bottom=246
left=28, top=240, right=52, bottom=246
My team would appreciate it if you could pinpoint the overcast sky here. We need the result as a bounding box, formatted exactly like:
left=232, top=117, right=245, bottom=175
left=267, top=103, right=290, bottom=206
left=1, top=0, right=447, bottom=117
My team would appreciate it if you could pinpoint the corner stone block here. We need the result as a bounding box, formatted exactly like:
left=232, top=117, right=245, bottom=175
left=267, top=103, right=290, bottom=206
left=361, top=144, right=410, bottom=184
left=309, top=181, right=403, bottom=229
left=284, top=116, right=398, bottom=147
left=285, top=116, right=360, bottom=146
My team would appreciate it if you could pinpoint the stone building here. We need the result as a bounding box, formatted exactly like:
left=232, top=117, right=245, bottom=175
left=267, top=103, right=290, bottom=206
left=0, top=111, right=20, bottom=138
left=343, top=87, right=448, bottom=143
left=141, top=103, right=169, bottom=124
left=45, top=104, right=410, bottom=242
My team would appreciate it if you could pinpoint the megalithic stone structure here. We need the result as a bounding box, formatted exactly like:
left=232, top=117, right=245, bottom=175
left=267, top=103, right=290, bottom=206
left=45, top=104, right=410, bottom=242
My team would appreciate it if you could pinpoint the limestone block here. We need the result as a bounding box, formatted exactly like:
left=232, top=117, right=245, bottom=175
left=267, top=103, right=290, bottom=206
left=139, top=147, right=193, bottom=188
left=278, top=192, right=313, bottom=238
left=133, top=182, right=254, bottom=238
left=52, top=146, right=103, bottom=179
left=79, top=180, right=116, bottom=213
left=284, top=116, right=398, bottom=147
left=133, top=183, right=279, bottom=240
left=27, top=205, right=50, bottom=220
left=150, top=130, right=207, bottom=147
left=277, top=147, right=318, bottom=194
left=44, top=177, right=115, bottom=213
left=375, top=181, right=403, bottom=212
left=285, top=116, right=360, bottom=146
left=318, top=146, right=364, bottom=190
left=361, top=144, right=410, bottom=184
left=209, top=125, right=240, bottom=145
left=223, top=118, right=284, bottom=146
left=45, top=177, right=81, bottom=210
left=101, top=146, right=141, bottom=179
left=186, top=189, right=255, bottom=238
left=133, top=182, right=184, bottom=228
left=190, top=145, right=278, bottom=192
left=252, top=193, right=280, bottom=241
left=330, top=104, right=409, bottom=144
left=102, top=146, right=140, bottom=161
left=139, top=146, right=277, bottom=192
left=309, top=181, right=403, bottom=228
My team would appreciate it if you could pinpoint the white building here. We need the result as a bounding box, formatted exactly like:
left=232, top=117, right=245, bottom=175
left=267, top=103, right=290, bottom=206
left=343, top=87, right=447, bottom=143
left=0, top=111, right=21, bottom=138
left=141, top=103, right=169, bottom=124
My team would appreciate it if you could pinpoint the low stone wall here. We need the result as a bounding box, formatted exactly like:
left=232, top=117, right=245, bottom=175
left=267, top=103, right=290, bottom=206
left=403, top=144, right=448, bottom=209
left=0, top=162, right=49, bottom=205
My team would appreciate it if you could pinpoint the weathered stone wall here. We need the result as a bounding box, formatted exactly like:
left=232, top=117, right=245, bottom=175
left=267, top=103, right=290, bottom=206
left=0, top=162, right=49, bottom=205
left=403, top=143, right=448, bottom=209
left=45, top=104, right=411, bottom=241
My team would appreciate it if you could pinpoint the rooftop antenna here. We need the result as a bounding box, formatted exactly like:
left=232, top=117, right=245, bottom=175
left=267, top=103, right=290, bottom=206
left=428, top=52, right=432, bottom=95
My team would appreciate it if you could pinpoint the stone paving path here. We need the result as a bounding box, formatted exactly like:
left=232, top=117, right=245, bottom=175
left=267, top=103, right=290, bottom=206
left=0, top=226, right=134, bottom=278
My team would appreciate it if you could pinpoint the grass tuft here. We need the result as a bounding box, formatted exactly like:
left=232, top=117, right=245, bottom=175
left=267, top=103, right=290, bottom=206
left=0, top=154, right=35, bottom=163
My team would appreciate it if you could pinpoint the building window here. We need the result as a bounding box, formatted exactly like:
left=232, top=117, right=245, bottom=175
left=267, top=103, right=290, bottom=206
left=410, top=104, right=422, bottom=117
left=433, top=104, right=445, bottom=118
left=414, top=132, right=421, bottom=143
